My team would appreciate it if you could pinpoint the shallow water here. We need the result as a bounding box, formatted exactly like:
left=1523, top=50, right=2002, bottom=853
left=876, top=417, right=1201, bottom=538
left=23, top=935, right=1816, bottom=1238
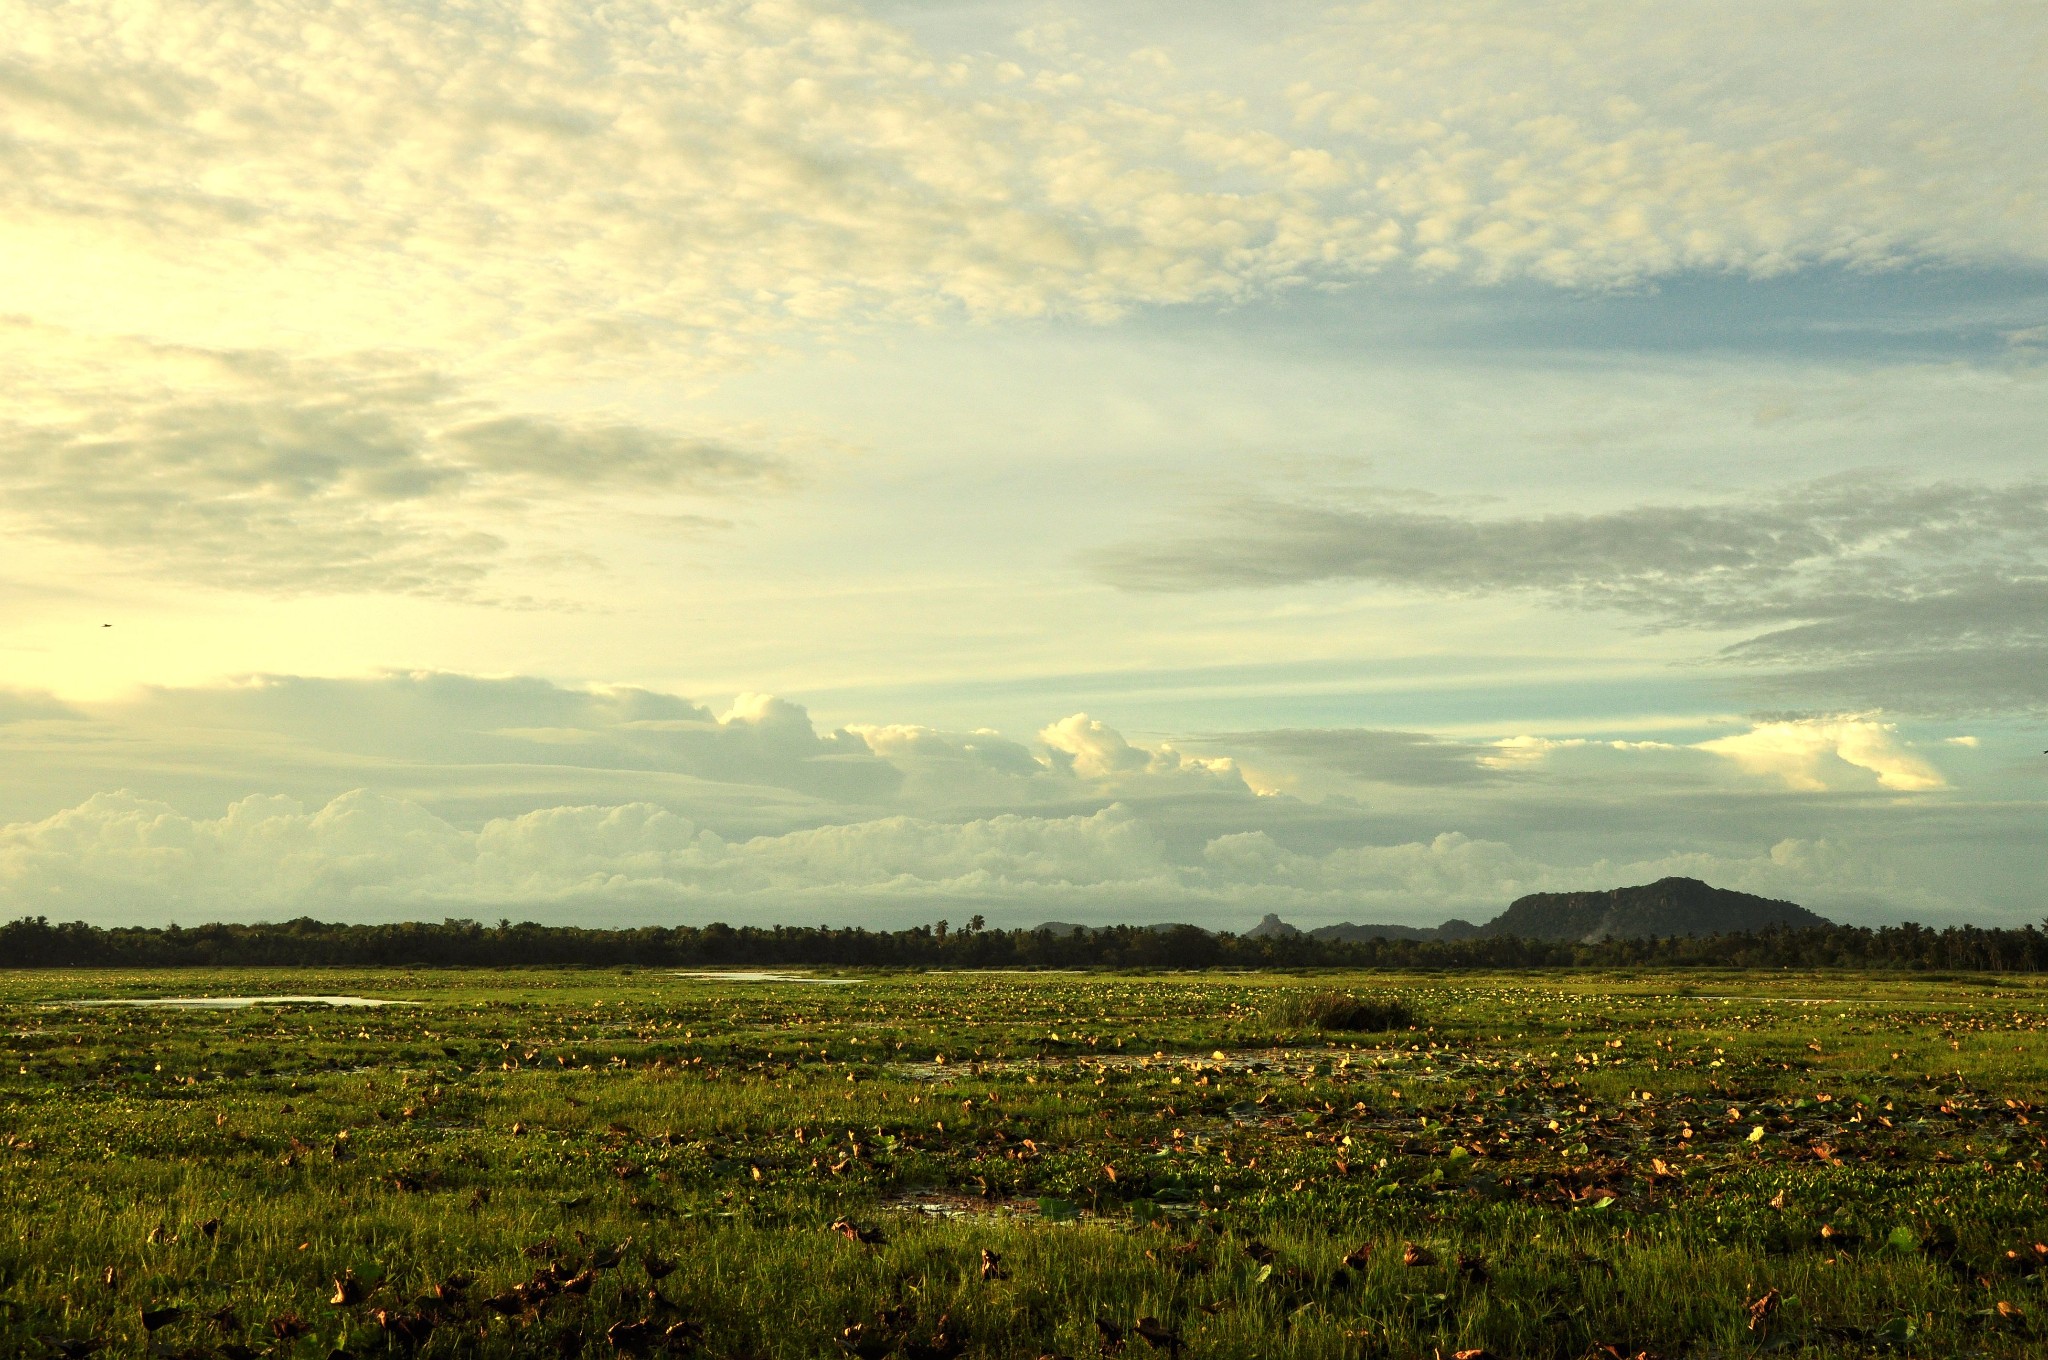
left=668, top=971, right=859, bottom=985
left=63, top=995, right=417, bottom=1009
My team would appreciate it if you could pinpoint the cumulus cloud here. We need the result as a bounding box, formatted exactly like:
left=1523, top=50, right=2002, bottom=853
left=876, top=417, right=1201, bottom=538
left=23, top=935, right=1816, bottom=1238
left=0, top=674, right=1260, bottom=829
left=0, top=792, right=1216, bottom=919
left=1096, top=476, right=2048, bottom=714
left=1694, top=715, right=1947, bottom=792
left=0, top=671, right=2027, bottom=925
left=848, top=724, right=1045, bottom=778
left=1037, top=714, right=1245, bottom=786
left=0, top=787, right=1940, bottom=924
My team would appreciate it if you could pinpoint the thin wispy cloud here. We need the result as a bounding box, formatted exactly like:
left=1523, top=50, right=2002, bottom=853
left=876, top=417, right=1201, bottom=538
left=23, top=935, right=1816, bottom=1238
left=0, top=343, right=784, bottom=594
left=1095, top=477, right=2048, bottom=713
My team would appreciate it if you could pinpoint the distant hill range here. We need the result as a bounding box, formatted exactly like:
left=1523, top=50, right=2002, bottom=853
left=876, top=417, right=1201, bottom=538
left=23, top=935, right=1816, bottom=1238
left=1035, top=921, right=1206, bottom=937
left=1242, top=876, right=1828, bottom=944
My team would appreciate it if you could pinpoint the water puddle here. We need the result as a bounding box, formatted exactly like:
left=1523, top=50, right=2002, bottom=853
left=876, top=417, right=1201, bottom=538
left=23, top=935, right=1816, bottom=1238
left=1690, top=996, right=1881, bottom=1005
left=882, top=1189, right=1038, bottom=1219
left=62, top=995, right=418, bottom=1009
left=668, top=971, right=859, bottom=985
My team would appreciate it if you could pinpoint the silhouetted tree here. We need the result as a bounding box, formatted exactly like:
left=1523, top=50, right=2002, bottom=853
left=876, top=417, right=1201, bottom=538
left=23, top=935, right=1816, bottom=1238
left=1, top=914, right=2045, bottom=971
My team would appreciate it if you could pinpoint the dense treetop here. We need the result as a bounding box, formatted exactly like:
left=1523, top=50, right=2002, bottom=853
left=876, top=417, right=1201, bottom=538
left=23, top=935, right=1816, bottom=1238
left=1, top=914, right=2044, bottom=971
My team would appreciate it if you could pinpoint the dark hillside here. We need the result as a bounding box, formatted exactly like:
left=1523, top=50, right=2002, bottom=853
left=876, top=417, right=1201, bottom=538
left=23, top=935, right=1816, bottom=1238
left=1483, top=875, right=1827, bottom=942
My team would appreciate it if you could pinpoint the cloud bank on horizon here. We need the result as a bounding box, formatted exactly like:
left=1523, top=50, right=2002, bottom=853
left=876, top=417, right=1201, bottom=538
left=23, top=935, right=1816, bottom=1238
left=0, top=674, right=2008, bottom=927
left=0, top=1, right=2043, bottom=927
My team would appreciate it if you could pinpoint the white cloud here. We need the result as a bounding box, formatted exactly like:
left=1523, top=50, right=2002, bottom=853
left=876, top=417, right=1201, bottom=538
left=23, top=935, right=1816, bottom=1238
left=0, top=787, right=1940, bottom=924
left=1037, top=713, right=1245, bottom=786
left=1477, top=735, right=1587, bottom=768
left=1285, top=3, right=2048, bottom=286
left=1695, top=715, right=1946, bottom=791
left=0, top=673, right=2022, bottom=925
left=0, top=674, right=1260, bottom=828
left=8, top=2, right=2045, bottom=600
left=5, top=0, right=2043, bottom=391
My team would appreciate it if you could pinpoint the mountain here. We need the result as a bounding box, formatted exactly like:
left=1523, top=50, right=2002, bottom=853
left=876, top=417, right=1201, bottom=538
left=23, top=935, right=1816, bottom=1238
left=1307, top=919, right=1480, bottom=943
left=1031, top=921, right=1210, bottom=936
left=1480, top=877, right=1827, bottom=942
left=1256, top=877, right=1826, bottom=944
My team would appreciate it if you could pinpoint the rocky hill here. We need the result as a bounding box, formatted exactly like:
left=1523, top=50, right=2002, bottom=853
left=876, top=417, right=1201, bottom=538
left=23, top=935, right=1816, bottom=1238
left=1306, top=918, right=1480, bottom=943
left=1256, top=912, right=1476, bottom=942
left=1481, top=876, right=1826, bottom=942
left=1257, top=876, right=1826, bottom=943
left=1245, top=913, right=1301, bottom=938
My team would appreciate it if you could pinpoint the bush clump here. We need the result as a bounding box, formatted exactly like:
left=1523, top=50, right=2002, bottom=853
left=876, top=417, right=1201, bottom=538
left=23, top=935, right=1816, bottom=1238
left=1272, top=988, right=1414, bottom=1032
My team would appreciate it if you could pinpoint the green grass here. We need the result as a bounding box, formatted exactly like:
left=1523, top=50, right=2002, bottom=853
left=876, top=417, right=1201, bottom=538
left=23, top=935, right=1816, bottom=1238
left=0, top=967, right=2044, bottom=1357
left=1267, top=988, right=1414, bottom=1033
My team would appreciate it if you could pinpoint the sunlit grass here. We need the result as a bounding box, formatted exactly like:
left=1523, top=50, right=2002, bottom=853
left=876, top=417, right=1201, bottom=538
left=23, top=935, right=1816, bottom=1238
left=0, top=967, right=2043, bottom=1356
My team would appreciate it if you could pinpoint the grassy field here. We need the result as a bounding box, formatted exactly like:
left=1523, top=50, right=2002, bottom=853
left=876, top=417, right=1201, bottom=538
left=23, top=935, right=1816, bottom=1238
left=2, top=967, right=2045, bottom=1359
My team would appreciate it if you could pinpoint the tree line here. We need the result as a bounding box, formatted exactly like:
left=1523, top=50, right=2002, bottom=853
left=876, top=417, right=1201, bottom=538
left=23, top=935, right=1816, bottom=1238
left=1, top=914, right=2046, bottom=971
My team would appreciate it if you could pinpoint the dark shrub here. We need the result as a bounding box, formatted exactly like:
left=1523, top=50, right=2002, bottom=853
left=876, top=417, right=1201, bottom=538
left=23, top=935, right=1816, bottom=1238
left=1271, top=988, right=1413, bottom=1032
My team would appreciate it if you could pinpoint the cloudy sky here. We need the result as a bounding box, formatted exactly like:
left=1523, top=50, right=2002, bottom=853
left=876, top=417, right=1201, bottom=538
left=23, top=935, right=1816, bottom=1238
left=3, top=0, right=2044, bottom=929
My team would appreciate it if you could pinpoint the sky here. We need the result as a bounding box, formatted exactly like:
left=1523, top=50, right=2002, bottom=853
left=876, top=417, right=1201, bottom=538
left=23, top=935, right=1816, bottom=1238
left=1, top=0, right=2044, bottom=930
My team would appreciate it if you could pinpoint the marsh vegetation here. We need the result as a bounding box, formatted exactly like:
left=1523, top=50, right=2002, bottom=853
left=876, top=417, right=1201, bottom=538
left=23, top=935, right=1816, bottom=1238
left=1, top=968, right=2044, bottom=1357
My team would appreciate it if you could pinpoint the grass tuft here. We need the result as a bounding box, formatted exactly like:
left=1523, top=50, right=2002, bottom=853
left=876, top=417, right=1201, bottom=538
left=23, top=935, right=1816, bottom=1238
left=1270, top=988, right=1414, bottom=1032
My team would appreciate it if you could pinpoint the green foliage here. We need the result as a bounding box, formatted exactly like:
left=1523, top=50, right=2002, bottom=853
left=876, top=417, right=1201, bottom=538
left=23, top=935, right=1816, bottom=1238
left=0, top=966, right=2044, bottom=1357
left=6, top=911, right=2048, bottom=970
left=1270, top=988, right=1414, bottom=1032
